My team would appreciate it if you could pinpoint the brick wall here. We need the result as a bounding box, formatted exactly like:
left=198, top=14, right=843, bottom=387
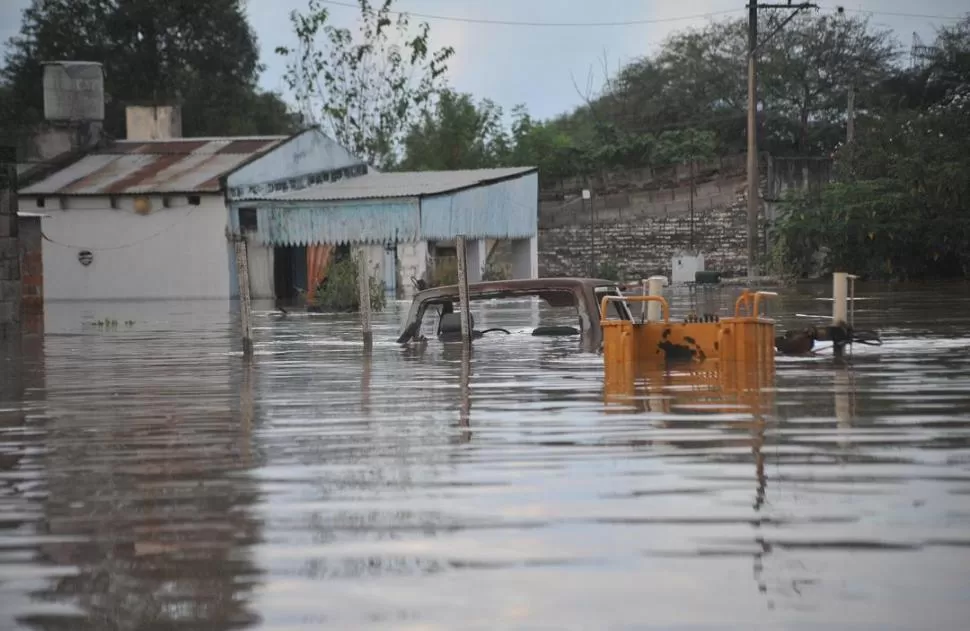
left=19, top=216, right=42, bottom=312
left=0, top=158, right=21, bottom=339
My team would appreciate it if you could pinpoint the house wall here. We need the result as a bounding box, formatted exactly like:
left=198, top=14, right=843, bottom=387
left=34, top=194, right=231, bottom=300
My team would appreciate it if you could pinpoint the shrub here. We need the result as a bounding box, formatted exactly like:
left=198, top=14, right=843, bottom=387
left=481, top=259, right=512, bottom=281
left=309, top=256, right=386, bottom=312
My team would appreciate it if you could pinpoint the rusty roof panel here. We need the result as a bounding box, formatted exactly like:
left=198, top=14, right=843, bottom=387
left=101, top=153, right=185, bottom=194
left=216, top=139, right=281, bottom=154
left=129, top=140, right=210, bottom=155
left=18, top=136, right=290, bottom=196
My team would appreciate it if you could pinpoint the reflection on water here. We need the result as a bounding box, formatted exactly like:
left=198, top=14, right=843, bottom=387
left=1, top=284, right=970, bottom=629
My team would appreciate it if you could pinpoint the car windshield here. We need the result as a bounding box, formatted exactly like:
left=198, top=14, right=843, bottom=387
left=594, top=285, right=633, bottom=321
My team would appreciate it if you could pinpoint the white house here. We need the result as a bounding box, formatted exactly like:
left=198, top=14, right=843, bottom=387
left=18, top=122, right=365, bottom=301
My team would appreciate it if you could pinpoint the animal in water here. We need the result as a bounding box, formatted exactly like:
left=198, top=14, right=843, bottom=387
left=775, top=329, right=816, bottom=355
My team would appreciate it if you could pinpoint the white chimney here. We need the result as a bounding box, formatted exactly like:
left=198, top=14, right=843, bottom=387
left=125, top=105, right=183, bottom=141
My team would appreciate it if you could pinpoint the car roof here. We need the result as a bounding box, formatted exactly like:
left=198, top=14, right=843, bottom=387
left=411, top=277, right=617, bottom=303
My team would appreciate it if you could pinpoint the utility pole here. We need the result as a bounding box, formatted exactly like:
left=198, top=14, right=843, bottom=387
left=746, top=1, right=759, bottom=279
left=689, top=156, right=695, bottom=251
left=746, top=1, right=817, bottom=279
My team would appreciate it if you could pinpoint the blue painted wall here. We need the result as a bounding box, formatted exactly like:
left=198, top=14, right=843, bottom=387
left=420, top=172, right=538, bottom=240
left=235, top=171, right=538, bottom=246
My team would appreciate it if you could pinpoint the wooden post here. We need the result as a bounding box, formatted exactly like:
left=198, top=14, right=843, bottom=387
left=456, top=235, right=471, bottom=346
left=233, top=235, right=254, bottom=356
left=356, top=246, right=373, bottom=349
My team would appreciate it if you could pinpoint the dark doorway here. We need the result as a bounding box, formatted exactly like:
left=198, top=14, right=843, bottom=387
left=274, top=246, right=307, bottom=304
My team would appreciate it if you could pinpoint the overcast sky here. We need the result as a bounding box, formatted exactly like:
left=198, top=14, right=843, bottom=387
left=2, top=0, right=968, bottom=120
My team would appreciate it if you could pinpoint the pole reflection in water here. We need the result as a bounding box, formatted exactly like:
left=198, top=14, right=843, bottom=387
left=604, top=358, right=778, bottom=604
left=361, top=347, right=372, bottom=417
left=458, top=345, right=472, bottom=444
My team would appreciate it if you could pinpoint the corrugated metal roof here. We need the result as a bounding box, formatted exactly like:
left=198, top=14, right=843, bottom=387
left=242, top=166, right=536, bottom=202
left=19, top=137, right=289, bottom=196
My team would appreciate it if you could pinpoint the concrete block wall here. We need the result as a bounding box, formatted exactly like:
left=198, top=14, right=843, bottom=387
left=536, top=154, right=831, bottom=281
left=539, top=191, right=760, bottom=281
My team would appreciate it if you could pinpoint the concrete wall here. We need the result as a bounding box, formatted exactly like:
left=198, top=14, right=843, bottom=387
left=543, top=154, right=748, bottom=195
left=511, top=237, right=538, bottom=280
left=356, top=244, right=385, bottom=290
left=246, top=242, right=274, bottom=300
left=540, top=176, right=743, bottom=229
left=397, top=241, right=428, bottom=299
left=763, top=155, right=835, bottom=222
left=32, top=194, right=231, bottom=300
left=465, top=239, right=486, bottom=283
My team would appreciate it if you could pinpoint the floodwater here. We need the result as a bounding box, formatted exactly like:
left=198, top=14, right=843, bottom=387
left=2, top=283, right=970, bottom=630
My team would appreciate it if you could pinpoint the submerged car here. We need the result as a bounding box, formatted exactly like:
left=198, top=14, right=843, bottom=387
left=396, top=278, right=633, bottom=352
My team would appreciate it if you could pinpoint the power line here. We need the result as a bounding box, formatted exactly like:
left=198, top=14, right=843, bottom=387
left=317, top=0, right=744, bottom=27
left=819, top=5, right=967, bottom=21
left=40, top=204, right=201, bottom=251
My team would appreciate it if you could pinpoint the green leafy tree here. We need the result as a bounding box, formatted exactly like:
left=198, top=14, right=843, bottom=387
left=277, top=0, right=454, bottom=167
left=1, top=0, right=298, bottom=143
left=758, top=12, right=897, bottom=154
left=506, top=107, right=584, bottom=182
left=396, top=89, right=507, bottom=170
left=775, top=85, right=970, bottom=279
left=556, top=13, right=896, bottom=158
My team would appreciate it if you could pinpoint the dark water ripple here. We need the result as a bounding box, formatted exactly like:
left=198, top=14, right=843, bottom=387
left=1, top=284, right=970, bottom=630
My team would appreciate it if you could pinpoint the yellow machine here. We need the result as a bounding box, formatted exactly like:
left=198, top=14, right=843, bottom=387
left=601, top=290, right=777, bottom=366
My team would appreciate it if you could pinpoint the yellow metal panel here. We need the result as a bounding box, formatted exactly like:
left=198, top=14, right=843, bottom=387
left=600, top=292, right=778, bottom=368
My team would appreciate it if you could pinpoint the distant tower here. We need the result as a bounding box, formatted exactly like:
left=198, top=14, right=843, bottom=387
left=910, top=32, right=938, bottom=70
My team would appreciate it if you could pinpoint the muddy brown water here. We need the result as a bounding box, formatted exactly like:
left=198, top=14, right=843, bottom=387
left=2, top=283, right=970, bottom=630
